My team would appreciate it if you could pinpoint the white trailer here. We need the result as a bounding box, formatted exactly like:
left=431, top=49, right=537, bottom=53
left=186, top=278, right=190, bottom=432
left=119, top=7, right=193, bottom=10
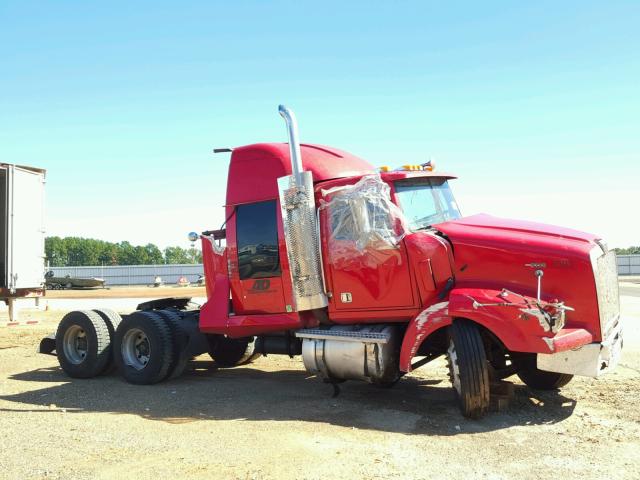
left=0, top=164, right=46, bottom=323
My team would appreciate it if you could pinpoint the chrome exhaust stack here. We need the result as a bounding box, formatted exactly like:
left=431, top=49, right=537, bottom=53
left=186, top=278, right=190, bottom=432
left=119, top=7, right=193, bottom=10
left=277, top=105, right=328, bottom=312
left=278, top=105, right=304, bottom=184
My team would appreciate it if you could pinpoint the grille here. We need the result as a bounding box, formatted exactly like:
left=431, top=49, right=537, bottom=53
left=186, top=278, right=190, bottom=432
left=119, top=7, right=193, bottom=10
left=594, top=248, right=620, bottom=339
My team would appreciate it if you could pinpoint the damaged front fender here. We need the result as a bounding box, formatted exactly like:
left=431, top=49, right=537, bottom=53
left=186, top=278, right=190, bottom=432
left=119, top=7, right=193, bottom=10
left=448, top=288, right=569, bottom=354
left=399, top=301, right=451, bottom=372
left=399, top=288, right=590, bottom=372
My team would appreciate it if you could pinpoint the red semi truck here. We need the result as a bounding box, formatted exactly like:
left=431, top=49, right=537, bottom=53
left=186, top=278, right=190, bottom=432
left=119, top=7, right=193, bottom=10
left=41, top=106, right=622, bottom=418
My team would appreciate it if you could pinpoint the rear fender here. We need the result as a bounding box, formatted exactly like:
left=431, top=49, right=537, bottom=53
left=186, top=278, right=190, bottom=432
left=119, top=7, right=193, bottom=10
left=199, top=236, right=230, bottom=333
left=39, top=334, right=56, bottom=355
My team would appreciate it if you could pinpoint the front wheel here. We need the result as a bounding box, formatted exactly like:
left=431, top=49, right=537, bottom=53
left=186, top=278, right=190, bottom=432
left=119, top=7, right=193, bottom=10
left=516, top=354, right=573, bottom=390
left=447, top=319, right=490, bottom=419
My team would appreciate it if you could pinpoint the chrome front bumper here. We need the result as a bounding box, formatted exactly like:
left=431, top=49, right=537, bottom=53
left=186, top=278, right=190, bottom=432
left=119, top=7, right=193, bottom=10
left=536, top=318, right=623, bottom=377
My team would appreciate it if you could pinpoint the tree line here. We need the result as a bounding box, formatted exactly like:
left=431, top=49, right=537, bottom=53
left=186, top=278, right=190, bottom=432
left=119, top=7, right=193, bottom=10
left=43, top=236, right=640, bottom=267
left=613, top=246, right=640, bottom=255
left=45, top=237, right=203, bottom=267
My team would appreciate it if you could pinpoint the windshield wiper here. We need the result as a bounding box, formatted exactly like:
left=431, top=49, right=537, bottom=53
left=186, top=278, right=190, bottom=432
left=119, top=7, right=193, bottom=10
left=412, top=225, right=435, bottom=232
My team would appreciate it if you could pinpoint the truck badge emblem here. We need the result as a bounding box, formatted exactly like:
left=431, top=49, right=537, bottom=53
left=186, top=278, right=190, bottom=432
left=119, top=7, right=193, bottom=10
left=250, top=279, right=271, bottom=292
left=525, top=262, right=546, bottom=269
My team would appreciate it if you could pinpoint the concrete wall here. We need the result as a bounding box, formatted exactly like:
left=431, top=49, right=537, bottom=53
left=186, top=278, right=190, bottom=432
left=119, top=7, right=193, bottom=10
left=617, top=255, right=640, bottom=276
left=50, top=264, right=204, bottom=286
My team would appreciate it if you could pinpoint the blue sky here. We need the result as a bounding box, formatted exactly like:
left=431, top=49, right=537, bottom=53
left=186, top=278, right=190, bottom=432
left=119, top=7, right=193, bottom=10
left=1, top=1, right=638, bottom=248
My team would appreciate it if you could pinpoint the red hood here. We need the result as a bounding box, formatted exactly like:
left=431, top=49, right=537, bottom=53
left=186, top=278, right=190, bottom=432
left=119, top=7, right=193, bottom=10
left=434, top=214, right=599, bottom=246
left=427, top=213, right=603, bottom=340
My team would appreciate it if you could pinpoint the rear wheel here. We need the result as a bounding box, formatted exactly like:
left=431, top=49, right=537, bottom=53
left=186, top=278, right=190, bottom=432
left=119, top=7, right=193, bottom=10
left=56, top=310, right=111, bottom=378
left=114, top=311, right=173, bottom=385
left=93, top=309, right=122, bottom=374
left=516, top=354, right=573, bottom=390
left=207, top=336, right=257, bottom=367
left=447, top=319, right=490, bottom=419
left=155, top=309, right=190, bottom=379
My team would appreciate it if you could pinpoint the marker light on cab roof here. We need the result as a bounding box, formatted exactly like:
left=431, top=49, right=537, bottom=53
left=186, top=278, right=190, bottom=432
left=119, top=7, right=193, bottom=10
left=378, top=162, right=435, bottom=172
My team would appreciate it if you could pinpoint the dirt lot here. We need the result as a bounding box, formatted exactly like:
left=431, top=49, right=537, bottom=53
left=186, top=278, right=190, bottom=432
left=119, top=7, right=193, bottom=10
left=1, top=287, right=639, bottom=480
left=44, top=285, right=207, bottom=300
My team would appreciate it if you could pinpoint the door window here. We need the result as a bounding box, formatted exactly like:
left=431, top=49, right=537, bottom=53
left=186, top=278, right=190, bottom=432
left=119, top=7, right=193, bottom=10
left=236, top=200, right=281, bottom=280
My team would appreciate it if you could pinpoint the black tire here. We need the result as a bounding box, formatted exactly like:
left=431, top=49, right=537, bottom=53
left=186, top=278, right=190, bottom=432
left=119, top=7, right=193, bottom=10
left=516, top=355, right=573, bottom=390
left=447, top=319, right=490, bottom=419
left=114, top=311, right=173, bottom=385
left=155, top=309, right=190, bottom=380
left=207, top=335, right=257, bottom=367
left=92, top=309, right=123, bottom=374
left=55, top=310, right=112, bottom=378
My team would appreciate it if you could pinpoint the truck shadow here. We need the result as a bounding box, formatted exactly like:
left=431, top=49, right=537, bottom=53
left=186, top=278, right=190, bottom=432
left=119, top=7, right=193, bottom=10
left=1, top=361, right=576, bottom=435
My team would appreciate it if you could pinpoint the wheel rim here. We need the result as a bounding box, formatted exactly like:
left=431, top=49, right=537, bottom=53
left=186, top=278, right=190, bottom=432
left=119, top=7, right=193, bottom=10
left=447, top=339, right=462, bottom=395
left=121, top=328, right=151, bottom=370
left=62, top=325, right=88, bottom=365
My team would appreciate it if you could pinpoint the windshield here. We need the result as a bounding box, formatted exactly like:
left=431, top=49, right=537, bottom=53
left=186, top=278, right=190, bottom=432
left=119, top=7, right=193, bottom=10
left=394, top=178, right=461, bottom=231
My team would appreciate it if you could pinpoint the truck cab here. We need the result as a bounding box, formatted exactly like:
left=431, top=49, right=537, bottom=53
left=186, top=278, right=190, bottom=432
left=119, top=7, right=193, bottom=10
left=47, top=106, right=622, bottom=419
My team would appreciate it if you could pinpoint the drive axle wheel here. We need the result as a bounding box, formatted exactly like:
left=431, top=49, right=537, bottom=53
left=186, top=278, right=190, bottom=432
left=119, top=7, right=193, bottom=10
left=156, top=309, right=190, bottom=380
left=114, top=311, right=173, bottom=385
left=207, top=336, right=257, bottom=367
left=93, top=309, right=123, bottom=374
left=55, top=310, right=111, bottom=378
left=447, top=319, right=490, bottom=419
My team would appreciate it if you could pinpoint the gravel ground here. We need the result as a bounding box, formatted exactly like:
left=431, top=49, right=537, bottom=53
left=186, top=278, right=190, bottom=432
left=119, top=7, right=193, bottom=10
left=0, top=294, right=638, bottom=480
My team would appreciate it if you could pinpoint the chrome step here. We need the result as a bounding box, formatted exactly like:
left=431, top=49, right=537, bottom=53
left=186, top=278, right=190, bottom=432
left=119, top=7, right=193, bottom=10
left=295, top=329, right=390, bottom=344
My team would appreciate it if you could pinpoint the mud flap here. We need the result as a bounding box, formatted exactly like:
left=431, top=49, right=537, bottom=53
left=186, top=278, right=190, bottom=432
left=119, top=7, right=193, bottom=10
left=39, top=334, right=56, bottom=355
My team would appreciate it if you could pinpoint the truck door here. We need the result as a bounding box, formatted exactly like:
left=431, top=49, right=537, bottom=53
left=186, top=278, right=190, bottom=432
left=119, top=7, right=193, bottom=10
left=228, top=199, right=288, bottom=314
left=320, top=179, right=415, bottom=311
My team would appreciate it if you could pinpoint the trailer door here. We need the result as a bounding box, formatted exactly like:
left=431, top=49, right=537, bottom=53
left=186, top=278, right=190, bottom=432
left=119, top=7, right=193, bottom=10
left=7, top=166, right=45, bottom=290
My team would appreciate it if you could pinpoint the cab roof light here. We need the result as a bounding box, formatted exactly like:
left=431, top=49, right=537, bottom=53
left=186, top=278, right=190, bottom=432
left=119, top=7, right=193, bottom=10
left=380, top=161, right=436, bottom=172
left=421, top=159, right=435, bottom=171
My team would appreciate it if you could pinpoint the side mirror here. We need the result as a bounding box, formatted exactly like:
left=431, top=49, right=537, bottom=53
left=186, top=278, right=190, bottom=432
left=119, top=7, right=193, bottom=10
left=187, top=232, right=199, bottom=243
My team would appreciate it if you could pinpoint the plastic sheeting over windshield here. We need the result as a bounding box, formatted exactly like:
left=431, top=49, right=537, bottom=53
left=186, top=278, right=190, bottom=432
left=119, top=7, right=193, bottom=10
left=320, top=175, right=408, bottom=268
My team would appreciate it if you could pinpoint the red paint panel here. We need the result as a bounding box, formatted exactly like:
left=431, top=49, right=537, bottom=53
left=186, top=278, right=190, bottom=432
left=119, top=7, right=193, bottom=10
left=226, top=143, right=375, bottom=205
left=403, top=233, right=454, bottom=306
left=238, top=277, right=287, bottom=314
left=199, top=237, right=231, bottom=333
left=328, top=307, right=418, bottom=323
left=399, top=301, right=451, bottom=372
left=447, top=288, right=594, bottom=353
left=436, top=214, right=601, bottom=341
left=318, top=179, right=415, bottom=315
left=225, top=312, right=303, bottom=337
left=552, top=328, right=594, bottom=351
left=328, top=243, right=414, bottom=310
